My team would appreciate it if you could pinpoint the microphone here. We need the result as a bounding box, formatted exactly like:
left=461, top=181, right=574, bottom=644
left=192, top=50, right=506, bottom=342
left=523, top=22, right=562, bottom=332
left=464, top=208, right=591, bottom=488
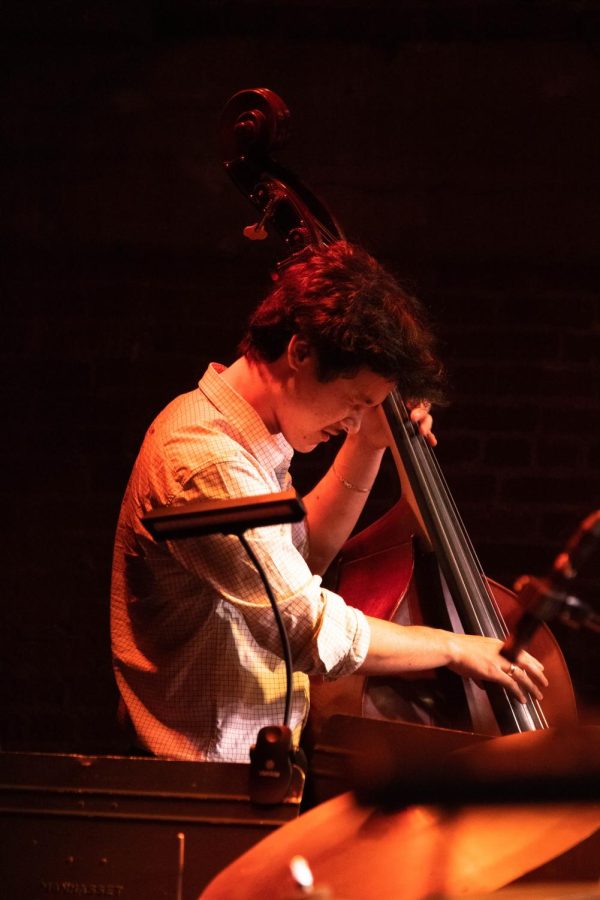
left=503, top=510, right=600, bottom=662
left=551, top=508, right=600, bottom=588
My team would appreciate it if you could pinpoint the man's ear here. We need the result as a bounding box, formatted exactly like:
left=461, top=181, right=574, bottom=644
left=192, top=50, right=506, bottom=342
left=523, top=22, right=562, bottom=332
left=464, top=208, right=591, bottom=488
left=288, top=335, right=312, bottom=370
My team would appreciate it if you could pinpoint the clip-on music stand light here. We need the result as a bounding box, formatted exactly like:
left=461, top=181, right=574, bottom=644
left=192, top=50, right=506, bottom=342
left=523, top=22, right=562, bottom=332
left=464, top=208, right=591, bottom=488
left=141, top=488, right=307, bottom=804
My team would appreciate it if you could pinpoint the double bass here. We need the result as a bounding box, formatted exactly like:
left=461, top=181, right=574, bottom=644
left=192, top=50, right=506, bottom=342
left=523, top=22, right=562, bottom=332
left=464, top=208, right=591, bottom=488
left=219, top=87, right=577, bottom=752
left=200, top=87, right=600, bottom=900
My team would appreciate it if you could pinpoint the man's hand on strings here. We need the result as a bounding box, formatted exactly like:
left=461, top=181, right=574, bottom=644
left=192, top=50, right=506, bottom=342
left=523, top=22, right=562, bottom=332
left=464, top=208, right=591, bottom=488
left=447, top=633, right=548, bottom=704
left=409, top=400, right=437, bottom=447
left=351, top=400, right=437, bottom=451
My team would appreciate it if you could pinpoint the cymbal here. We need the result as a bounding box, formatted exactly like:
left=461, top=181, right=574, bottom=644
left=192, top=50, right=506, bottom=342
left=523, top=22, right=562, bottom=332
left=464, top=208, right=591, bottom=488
left=200, top=792, right=600, bottom=899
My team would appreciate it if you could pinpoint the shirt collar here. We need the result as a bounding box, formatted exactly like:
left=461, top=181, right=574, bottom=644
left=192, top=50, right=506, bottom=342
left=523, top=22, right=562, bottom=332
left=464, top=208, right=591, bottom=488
left=198, top=363, right=293, bottom=475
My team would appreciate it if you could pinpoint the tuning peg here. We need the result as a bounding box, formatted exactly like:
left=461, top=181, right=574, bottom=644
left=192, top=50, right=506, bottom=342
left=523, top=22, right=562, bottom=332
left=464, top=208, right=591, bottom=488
left=243, top=221, right=269, bottom=241
left=242, top=188, right=283, bottom=241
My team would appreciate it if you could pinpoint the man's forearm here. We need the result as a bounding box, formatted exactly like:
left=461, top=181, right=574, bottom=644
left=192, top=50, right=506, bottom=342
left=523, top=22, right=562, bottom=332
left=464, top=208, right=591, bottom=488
left=358, top=615, right=548, bottom=705
left=302, top=436, right=385, bottom=574
left=359, top=616, right=456, bottom=674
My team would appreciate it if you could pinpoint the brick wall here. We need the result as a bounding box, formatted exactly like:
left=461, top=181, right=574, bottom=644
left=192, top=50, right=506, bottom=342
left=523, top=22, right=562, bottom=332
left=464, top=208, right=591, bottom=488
left=2, top=1, right=599, bottom=750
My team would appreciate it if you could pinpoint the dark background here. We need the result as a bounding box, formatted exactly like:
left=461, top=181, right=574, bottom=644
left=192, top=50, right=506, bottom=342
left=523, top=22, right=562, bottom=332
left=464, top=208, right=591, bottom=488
left=2, top=0, right=599, bottom=752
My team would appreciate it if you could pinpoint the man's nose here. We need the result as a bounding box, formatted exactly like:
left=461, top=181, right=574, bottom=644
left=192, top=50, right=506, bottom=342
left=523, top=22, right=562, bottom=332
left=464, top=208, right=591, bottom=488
left=341, top=411, right=363, bottom=434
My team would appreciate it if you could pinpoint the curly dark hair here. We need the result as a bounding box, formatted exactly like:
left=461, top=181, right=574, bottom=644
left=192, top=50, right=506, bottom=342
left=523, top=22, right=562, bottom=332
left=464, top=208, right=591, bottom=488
left=239, top=241, right=445, bottom=404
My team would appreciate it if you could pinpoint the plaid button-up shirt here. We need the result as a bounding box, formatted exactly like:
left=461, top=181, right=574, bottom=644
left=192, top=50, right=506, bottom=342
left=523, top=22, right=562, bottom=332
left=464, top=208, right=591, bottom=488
left=111, top=363, right=370, bottom=762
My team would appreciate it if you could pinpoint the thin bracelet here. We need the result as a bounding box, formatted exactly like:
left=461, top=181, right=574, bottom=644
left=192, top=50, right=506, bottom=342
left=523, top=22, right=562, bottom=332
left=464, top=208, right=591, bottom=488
left=332, top=461, right=371, bottom=493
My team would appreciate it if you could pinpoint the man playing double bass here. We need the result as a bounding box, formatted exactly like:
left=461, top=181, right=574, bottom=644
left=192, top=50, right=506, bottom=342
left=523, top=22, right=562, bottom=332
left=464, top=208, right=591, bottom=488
left=111, top=241, right=547, bottom=763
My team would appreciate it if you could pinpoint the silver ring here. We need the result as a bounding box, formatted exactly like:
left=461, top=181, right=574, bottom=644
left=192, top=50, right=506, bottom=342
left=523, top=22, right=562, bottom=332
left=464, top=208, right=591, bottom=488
left=507, top=663, right=517, bottom=678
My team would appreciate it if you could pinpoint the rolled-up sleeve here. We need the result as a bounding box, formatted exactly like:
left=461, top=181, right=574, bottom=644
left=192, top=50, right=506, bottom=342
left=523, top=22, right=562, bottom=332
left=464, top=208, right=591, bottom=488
left=311, top=588, right=371, bottom=679
left=152, top=455, right=371, bottom=681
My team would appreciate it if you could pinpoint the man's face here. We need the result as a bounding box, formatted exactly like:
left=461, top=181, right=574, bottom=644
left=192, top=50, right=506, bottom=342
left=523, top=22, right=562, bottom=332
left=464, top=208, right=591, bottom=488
left=276, top=340, right=395, bottom=452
